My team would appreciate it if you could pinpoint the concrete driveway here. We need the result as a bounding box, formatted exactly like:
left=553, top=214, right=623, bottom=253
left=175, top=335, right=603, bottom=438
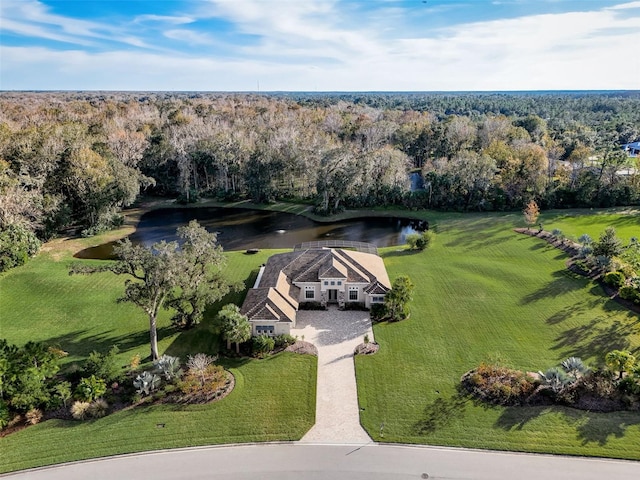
left=291, top=307, right=374, bottom=444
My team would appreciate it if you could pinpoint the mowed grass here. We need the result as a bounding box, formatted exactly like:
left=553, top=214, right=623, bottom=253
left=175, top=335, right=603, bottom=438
left=541, top=207, right=640, bottom=243
left=0, top=352, right=316, bottom=473
left=0, top=241, right=315, bottom=473
left=356, top=211, right=640, bottom=459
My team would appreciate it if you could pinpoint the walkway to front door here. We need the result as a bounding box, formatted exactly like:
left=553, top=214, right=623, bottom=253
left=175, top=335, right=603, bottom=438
left=291, top=308, right=373, bottom=444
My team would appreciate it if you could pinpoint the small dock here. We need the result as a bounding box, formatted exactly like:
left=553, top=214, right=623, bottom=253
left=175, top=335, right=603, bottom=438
left=294, top=240, right=378, bottom=256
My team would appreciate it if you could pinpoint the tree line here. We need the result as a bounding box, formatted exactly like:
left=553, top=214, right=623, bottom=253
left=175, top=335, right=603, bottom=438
left=0, top=91, right=638, bottom=256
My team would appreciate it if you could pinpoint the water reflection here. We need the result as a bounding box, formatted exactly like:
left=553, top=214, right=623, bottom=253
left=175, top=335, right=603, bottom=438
left=75, top=207, right=428, bottom=259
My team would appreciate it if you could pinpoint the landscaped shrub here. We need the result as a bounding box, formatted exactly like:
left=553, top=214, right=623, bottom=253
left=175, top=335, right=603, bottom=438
left=370, top=303, right=387, bottom=322
left=154, top=355, right=182, bottom=381
left=53, top=381, right=72, bottom=408
left=25, top=408, right=43, bottom=425
left=252, top=335, right=275, bottom=357
left=604, top=271, right=626, bottom=288
left=75, top=375, right=107, bottom=402
left=299, top=301, right=325, bottom=310
left=539, top=368, right=571, bottom=394
left=129, top=353, right=141, bottom=371
left=0, top=224, right=41, bottom=272
left=186, top=353, right=217, bottom=384
left=573, top=369, right=617, bottom=399
left=619, top=377, right=640, bottom=395
left=406, top=230, right=434, bottom=250
left=0, top=400, right=11, bottom=430
left=274, top=334, right=296, bottom=349
left=133, top=371, right=161, bottom=396
left=461, top=363, right=537, bottom=405
left=87, top=398, right=109, bottom=418
left=83, top=345, right=122, bottom=383
left=619, top=285, right=640, bottom=304
left=70, top=401, right=91, bottom=420
left=342, top=302, right=367, bottom=311
left=179, top=364, right=228, bottom=397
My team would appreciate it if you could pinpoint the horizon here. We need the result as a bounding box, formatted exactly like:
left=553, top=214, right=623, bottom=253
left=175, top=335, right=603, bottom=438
left=2, top=89, right=640, bottom=94
left=1, top=0, right=639, bottom=91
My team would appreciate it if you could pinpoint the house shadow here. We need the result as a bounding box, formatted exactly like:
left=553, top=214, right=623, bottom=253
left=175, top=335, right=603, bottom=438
left=413, top=392, right=468, bottom=435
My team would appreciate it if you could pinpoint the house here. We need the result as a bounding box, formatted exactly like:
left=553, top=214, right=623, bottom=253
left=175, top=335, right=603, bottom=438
left=240, top=248, right=391, bottom=335
left=622, top=141, right=640, bottom=158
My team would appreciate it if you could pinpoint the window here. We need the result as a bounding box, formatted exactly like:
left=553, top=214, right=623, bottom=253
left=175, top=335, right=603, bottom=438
left=337, top=281, right=342, bottom=286
left=256, top=325, right=274, bottom=335
left=305, top=286, right=315, bottom=299
left=372, top=296, right=385, bottom=303
left=324, top=281, right=328, bottom=286
left=349, top=289, right=358, bottom=301
left=330, top=281, right=335, bottom=286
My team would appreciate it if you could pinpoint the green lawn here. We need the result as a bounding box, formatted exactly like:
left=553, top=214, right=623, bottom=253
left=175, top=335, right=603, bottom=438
left=0, top=352, right=316, bottom=473
left=356, top=211, right=640, bottom=459
left=2, top=205, right=640, bottom=470
left=0, top=239, right=314, bottom=473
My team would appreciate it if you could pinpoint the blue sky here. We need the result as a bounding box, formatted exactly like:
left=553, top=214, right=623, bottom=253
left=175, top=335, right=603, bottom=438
left=1, top=0, right=639, bottom=91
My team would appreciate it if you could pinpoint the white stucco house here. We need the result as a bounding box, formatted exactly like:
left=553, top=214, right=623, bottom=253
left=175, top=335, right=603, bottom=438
left=240, top=248, right=391, bottom=336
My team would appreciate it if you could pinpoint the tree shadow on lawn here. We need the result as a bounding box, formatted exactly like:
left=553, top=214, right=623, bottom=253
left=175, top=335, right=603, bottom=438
left=546, top=297, right=604, bottom=325
left=443, top=218, right=515, bottom=250
left=44, top=327, right=175, bottom=364
left=551, top=316, right=640, bottom=361
left=381, top=249, right=424, bottom=259
left=519, top=270, right=587, bottom=305
left=494, top=405, right=553, bottom=431
left=575, top=411, right=640, bottom=446
left=164, top=269, right=258, bottom=359
left=497, top=405, right=640, bottom=447
left=413, top=391, right=469, bottom=435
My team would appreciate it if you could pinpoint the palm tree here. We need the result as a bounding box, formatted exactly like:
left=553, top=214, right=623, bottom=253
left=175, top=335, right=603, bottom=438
left=538, top=368, right=570, bottom=393
left=218, top=304, right=252, bottom=354
left=560, top=357, right=588, bottom=381
left=605, top=350, right=636, bottom=379
left=578, top=233, right=593, bottom=246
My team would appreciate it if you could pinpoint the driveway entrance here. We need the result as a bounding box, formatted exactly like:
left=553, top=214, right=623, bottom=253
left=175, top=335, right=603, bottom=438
left=292, top=307, right=373, bottom=443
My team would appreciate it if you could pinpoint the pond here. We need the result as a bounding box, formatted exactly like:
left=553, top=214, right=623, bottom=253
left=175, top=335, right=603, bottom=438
left=75, top=207, right=427, bottom=259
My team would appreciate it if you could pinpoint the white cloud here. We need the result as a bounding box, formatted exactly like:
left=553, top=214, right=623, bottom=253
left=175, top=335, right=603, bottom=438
left=607, top=1, right=640, bottom=9
left=1, top=0, right=639, bottom=90
left=0, top=0, right=150, bottom=49
left=164, top=29, right=214, bottom=46
left=134, top=14, right=194, bottom=25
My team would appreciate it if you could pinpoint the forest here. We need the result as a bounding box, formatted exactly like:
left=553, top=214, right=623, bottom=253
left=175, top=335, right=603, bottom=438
left=0, top=91, right=639, bottom=260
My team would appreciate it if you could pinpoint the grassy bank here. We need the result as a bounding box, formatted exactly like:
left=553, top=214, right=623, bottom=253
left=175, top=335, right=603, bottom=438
left=356, top=211, right=640, bottom=459
left=0, top=234, right=315, bottom=473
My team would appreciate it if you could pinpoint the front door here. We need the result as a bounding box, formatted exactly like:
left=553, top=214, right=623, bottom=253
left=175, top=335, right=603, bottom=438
left=328, top=289, right=338, bottom=303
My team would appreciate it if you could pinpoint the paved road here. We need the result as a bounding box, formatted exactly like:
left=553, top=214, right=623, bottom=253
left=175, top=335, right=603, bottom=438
left=292, top=308, right=373, bottom=443
left=3, top=444, right=638, bottom=479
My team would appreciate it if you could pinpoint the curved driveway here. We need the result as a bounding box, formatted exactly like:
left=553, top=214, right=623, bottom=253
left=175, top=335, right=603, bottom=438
left=3, top=444, right=638, bottom=480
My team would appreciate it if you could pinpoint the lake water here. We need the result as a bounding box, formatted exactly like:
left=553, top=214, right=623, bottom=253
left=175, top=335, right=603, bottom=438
left=76, top=207, right=427, bottom=259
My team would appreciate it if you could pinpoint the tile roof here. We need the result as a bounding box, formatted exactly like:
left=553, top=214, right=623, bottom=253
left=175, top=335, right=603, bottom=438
left=241, top=248, right=390, bottom=324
